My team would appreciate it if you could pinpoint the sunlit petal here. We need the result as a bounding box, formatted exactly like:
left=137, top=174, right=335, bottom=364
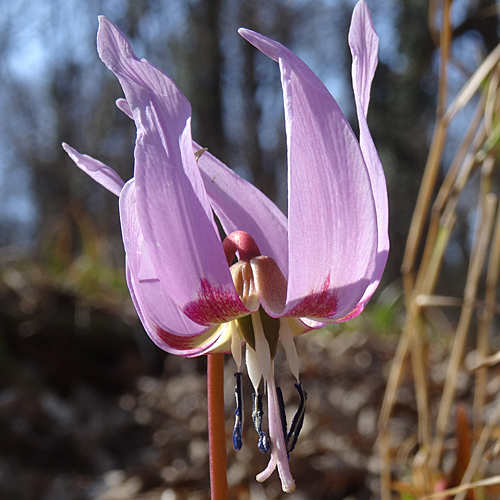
left=126, top=264, right=228, bottom=356
left=115, top=97, right=132, bottom=118
left=196, top=143, right=289, bottom=277
left=348, top=0, right=389, bottom=315
left=62, top=143, right=125, bottom=197
left=239, top=29, right=378, bottom=320
left=120, top=179, right=208, bottom=331
left=98, top=17, right=246, bottom=324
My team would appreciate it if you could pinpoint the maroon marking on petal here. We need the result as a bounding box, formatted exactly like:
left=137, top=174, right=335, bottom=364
left=287, top=275, right=338, bottom=318
left=152, top=323, right=200, bottom=351
left=183, top=278, right=248, bottom=325
left=333, top=302, right=365, bottom=323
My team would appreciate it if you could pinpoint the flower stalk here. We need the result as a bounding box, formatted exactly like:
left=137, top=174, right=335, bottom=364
left=207, top=353, right=228, bottom=500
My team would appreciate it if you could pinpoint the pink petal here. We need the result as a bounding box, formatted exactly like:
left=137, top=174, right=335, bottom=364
left=126, top=264, right=231, bottom=356
left=98, top=17, right=246, bottom=324
left=122, top=181, right=234, bottom=355
left=62, top=143, right=125, bottom=197
left=115, top=98, right=132, bottom=118
left=119, top=179, right=207, bottom=337
left=239, top=29, right=378, bottom=320
left=347, top=0, right=389, bottom=315
left=195, top=142, right=289, bottom=276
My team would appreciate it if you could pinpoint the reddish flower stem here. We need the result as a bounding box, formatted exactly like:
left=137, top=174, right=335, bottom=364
left=207, top=353, right=228, bottom=500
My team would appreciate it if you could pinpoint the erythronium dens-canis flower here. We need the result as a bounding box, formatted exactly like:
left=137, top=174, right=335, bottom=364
left=63, top=0, right=388, bottom=492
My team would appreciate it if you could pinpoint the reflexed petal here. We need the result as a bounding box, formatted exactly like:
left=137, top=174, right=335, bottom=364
left=98, top=17, right=246, bottom=324
left=348, top=0, right=389, bottom=313
left=287, top=317, right=312, bottom=336
left=119, top=179, right=206, bottom=337
left=195, top=143, right=289, bottom=277
left=349, top=1, right=378, bottom=117
left=116, top=97, right=132, bottom=118
left=239, top=29, right=378, bottom=319
left=127, top=264, right=234, bottom=356
left=62, top=143, right=125, bottom=197
left=299, top=317, right=327, bottom=329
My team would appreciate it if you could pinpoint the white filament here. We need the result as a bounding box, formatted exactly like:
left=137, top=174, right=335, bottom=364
left=245, top=343, right=262, bottom=390
left=230, top=323, right=243, bottom=371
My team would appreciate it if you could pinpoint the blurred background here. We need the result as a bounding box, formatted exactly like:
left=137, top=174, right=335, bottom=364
left=0, top=0, right=499, bottom=499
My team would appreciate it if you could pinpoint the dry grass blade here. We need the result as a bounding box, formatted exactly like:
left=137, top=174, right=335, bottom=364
left=415, top=294, right=500, bottom=315
left=419, top=474, right=500, bottom=500
left=433, top=93, right=486, bottom=213
left=412, top=321, right=431, bottom=449
left=455, top=400, right=500, bottom=500
left=401, top=0, right=452, bottom=289
left=429, top=193, right=496, bottom=469
left=484, top=64, right=500, bottom=136
left=473, top=168, right=500, bottom=434
left=472, top=350, right=500, bottom=369
left=380, top=3, right=500, bottom=498
left=444, top=42, right=500, bottom=123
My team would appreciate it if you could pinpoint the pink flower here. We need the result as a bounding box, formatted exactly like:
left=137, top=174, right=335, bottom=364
left=63, top=1, right=388, bottom=492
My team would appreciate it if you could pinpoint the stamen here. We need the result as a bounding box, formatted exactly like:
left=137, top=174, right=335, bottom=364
left=233, top=372, right=243, bottom=450
left=286, top=382, right=307, bottom=454
left=279, top=318, right=300, bottom=382
left=245, top=344, right=262, bottom=390
left=231, top=326, right=243, bottom=371
left=276, top=386, right=287, bottom=440
left=252, top=392, right=270, bottom=454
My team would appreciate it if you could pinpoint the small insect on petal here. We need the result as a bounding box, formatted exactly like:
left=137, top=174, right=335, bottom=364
left=194, top=147, right=208, bottom=162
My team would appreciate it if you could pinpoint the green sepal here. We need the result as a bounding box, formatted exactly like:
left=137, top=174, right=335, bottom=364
left=237, top=314, right=255, bottom=349
left=236, top=308, right=280, bottom=359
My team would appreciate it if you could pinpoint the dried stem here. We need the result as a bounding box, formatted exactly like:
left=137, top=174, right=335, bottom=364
left=381, top=0, right=500, bottom=495
left=429, top=194, right=496, bottom=468
left=455, top=399, right=500, bottom=500
left=420, top=474, right=500, bottom=500
left=401, top=0, right=452, bottom=291
left=474, top=161, right=500, bottom=436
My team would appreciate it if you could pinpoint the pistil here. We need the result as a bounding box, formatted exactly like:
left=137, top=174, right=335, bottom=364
left=256, top=366, right=296, bottom=493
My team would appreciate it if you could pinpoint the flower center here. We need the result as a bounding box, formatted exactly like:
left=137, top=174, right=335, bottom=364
left=222, top=231, right=305, bottom=493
